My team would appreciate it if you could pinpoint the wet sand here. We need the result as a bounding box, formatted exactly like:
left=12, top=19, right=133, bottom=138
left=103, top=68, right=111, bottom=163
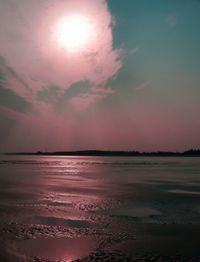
left=0, top=156, right=200, bottom=261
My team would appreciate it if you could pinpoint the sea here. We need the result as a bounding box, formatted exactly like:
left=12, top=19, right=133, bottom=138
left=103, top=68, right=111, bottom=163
left=0, top=155, right=200, bottom=261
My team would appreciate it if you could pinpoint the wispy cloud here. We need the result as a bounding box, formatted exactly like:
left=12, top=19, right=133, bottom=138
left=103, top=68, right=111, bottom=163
left=129, top=47, right=140, bottom=56
left=135, top=81, right=150, bottom=91
left=166, top=15, right=178, bottom=28
left=69, top=85, right=115, bottom=111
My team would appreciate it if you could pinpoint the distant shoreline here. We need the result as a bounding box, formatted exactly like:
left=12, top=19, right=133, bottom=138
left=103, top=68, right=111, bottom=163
left=4, top=149, right=200, bottom=157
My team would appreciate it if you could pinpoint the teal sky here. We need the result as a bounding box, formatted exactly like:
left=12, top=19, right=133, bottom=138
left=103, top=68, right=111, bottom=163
left=107, top=0, right=200, bottom=96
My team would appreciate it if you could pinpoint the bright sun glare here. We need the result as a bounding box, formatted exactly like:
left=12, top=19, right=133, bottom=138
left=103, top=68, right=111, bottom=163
left=54, top=15, right=94, bottom=53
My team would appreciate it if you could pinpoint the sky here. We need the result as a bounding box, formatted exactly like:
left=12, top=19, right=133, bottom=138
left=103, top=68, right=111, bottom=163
left=0, top=0, right=200, bottom=152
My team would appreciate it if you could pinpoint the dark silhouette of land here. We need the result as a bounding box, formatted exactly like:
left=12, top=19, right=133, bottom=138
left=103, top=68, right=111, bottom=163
left=5, top=149, right=200, bottom=157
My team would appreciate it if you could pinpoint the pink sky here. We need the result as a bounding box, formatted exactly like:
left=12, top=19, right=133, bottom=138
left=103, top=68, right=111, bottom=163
left=0, top=0, right=200, bottom=152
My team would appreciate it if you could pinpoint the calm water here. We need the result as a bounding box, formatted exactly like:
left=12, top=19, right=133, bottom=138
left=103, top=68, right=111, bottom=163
left=0, top=156, right=200, bottom=261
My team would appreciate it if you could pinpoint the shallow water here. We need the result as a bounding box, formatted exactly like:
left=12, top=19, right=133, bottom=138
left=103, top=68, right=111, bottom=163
left=14, top=237, right=96, bottom=262
left=0, top=155, right=200, bottom=261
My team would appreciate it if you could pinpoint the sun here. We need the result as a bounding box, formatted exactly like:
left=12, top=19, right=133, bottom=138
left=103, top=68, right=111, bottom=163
left=54, top=15, right=94, bottom=53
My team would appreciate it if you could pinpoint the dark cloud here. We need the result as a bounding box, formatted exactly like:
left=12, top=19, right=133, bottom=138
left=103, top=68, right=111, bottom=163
left=0, top=60, right=31, bottom=112
left=37, top=85, right=60, bottom=104
left=0, top=86, right=30, bottom=112
left=0, top=56, right=31, bottom=113
left=37, top=81, right=90, bottom=109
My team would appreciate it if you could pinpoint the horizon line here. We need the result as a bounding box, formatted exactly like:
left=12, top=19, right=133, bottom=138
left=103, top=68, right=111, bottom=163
left=3, top=149, right=200, bottom=156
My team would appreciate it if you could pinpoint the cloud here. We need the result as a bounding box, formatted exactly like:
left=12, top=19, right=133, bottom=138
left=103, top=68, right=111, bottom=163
left=0, top=57, right=32, bottom=112
left=0, top=56, right=33, bottom=102
left=166, top=15, right=178, bottom=28
left=0, top=0, right=122, bottom=110
left=69, top=84, right=115, bottom=110
left=37, top=85, right=60, bottom=104
left=0, top=0, right=123, bottom=151
left=135, top=81, right=150, bottom=91
left=129, top=48, right=140, bottom=56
